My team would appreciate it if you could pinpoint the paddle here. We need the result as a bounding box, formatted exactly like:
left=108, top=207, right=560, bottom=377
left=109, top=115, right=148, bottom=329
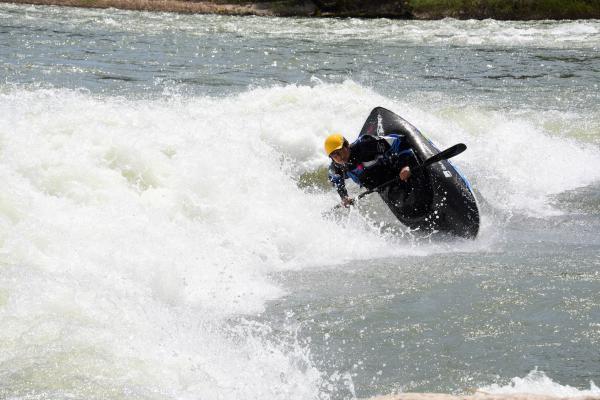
left=331, top=143, right=467, bottom=210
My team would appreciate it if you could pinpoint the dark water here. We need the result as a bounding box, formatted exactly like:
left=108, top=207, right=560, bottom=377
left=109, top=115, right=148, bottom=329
left=267, top=215, right=600, bottom=396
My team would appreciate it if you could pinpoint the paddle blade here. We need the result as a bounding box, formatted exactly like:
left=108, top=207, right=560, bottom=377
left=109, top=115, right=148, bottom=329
left=421, top=143, right=466, bottom=168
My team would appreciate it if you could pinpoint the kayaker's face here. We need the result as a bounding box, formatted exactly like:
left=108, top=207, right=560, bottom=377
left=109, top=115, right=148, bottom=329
left=330, top=145, right=350, bottom=164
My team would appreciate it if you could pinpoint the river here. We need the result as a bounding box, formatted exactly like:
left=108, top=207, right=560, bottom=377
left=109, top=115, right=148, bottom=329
left=0, top=4, right=599, bottom=399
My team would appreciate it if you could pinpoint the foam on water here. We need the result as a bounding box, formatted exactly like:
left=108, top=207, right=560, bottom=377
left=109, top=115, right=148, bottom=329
left=2, top=4, right=599, bottom=50
left=0, top=83, right=418, bottom=399
left=0, top=81, right=599, bottom=398
left=480, top=369, right=600, bottom=397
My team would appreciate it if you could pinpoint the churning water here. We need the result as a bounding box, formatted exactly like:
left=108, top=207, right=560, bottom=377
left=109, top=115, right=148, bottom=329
left=0, top=4, right=599, bottom=399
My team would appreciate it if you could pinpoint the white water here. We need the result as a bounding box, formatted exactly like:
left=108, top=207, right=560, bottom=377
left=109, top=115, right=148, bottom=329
left=9, top=5, right=598, bottom=49
left=1, top=80, right=599, bottom=398
left=481, top=369, right=600, bottom=397
left=223, top=18, right=600, bottom=48
left=0, top=84, right=416, bottom=399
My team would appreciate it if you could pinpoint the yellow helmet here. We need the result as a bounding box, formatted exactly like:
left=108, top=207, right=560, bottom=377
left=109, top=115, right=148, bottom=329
left=324, top=133, right=345, bottom=156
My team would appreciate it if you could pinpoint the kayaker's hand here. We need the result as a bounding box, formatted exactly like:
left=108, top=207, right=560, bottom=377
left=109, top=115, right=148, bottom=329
left=399, top=166, right=411, bottom=182
left=341, top=196, right=354, bottom=208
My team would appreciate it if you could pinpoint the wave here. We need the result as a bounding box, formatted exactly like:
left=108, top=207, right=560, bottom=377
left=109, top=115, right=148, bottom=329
left=480, top=369, right=600, bottom=397
left=0, top=84, right=403, bottom=399
left=0, top=82, right=599, bottom=398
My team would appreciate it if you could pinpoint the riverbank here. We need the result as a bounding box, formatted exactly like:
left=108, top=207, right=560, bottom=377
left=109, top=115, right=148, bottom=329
left=2, top=0, right=600, bottom=19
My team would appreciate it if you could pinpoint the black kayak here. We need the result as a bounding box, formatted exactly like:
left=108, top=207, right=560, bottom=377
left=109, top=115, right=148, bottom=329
left=358, top=107, right=480, bottom=238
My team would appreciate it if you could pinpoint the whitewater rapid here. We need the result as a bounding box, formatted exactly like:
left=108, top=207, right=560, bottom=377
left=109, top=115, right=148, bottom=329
left=1, top=4, right=600, bottom=394
left=0, top=83, right=423, bottom=399
left=1, top=80, right=599, bottom=398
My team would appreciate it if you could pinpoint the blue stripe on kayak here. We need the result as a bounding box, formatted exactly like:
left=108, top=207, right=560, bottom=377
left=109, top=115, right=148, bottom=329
left=448, top=160, right=475, bottom=195
left=426, top=136, right=475, bottom=196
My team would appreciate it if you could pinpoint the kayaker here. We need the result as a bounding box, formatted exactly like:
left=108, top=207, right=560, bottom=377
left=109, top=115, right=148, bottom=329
left=325, top=133, right=416, bottom=208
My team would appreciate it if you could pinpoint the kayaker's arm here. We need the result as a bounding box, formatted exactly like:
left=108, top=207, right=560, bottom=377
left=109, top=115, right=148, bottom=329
left=328, top=163, right=351, bottom=205
left=380, top=134, right=417, bottom=181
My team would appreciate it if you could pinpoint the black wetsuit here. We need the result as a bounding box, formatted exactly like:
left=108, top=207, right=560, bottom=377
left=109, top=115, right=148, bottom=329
left=328, top=134, right=432, bottom=217
left=327, top=134, right=416, bottom=198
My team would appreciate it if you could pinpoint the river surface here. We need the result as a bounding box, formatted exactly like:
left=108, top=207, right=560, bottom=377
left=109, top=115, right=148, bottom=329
left=1, top=4, right=600, bottom=399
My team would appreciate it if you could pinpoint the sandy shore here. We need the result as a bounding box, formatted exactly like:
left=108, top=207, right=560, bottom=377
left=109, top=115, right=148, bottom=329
left=372, top=393, right=600, bottom=400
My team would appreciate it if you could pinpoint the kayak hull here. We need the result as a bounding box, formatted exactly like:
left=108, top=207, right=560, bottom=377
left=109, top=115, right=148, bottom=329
left=358, top=107, right=480, bottom=238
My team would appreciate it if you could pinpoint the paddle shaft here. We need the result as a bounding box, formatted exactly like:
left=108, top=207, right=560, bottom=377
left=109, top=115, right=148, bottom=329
left=333, top=143, right=467, bottom=209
